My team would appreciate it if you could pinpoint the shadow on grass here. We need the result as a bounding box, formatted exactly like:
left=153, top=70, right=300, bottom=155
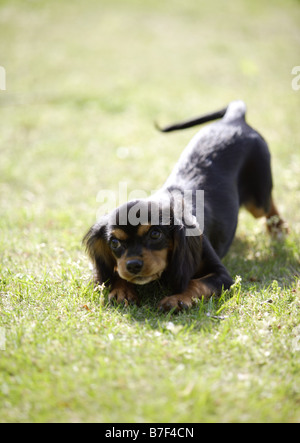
left=225, top=234, right=299, bottom=286
left=102, top=275, right=236, bottom=332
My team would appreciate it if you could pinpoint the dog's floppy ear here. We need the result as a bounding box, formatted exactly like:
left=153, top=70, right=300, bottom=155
left=165, top=223, right=203, bottom=294
left=83, top=217, right=116, bottom=285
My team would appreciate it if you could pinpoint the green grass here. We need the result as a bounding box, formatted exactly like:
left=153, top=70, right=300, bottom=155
left=0, top=0, right=300, bottom=423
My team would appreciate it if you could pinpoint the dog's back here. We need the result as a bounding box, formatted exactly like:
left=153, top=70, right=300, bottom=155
left=161, top=100, right=273, bottom=257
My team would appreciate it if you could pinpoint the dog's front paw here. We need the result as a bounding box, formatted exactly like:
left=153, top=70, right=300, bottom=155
left=158, top=294, right=194, bottom=313
left=109, top=281, right=139, bottom=307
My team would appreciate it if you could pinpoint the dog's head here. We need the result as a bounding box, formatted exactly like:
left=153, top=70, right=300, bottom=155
left=83, top=197, right=203, bottom=293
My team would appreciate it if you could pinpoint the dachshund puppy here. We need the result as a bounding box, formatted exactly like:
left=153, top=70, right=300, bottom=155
left=83, top=100, right=287, bottom=312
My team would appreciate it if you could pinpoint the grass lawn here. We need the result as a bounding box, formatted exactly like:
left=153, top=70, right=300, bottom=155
left=0, top=0, right=300, bottom=423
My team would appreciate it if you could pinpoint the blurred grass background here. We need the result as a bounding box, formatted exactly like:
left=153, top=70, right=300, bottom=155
left=0, top=0, right=300, bottom=423
left=1, top=0, right=299, bottom=276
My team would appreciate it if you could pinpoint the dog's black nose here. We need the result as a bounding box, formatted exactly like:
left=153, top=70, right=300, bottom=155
left=126, top=259, right=143, bottom=275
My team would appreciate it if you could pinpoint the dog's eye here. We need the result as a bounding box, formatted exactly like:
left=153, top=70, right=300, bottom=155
left=110, top=238, right=121, bottom=250
left=149, top=229, right=162, bottom=240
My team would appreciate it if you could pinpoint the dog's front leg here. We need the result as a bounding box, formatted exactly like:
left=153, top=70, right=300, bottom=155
left=158, top=272, right=233, bottom=313
left=108, top=277, right=139, bottom=306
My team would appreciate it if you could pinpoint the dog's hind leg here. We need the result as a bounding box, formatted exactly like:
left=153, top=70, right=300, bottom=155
left=265, top=197, right=289, bottom=237
left=245, top=196, right=288, bottom=237
left=239, top=136, right=288, bottom=237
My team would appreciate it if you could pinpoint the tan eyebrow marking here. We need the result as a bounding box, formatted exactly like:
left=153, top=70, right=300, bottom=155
left=137, top=224, right=152, bottom=237
left=111, top=229, right=129, bottom=241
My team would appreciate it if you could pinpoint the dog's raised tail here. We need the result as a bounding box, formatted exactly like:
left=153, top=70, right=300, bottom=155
left=156, top=100, right=246, bottom=133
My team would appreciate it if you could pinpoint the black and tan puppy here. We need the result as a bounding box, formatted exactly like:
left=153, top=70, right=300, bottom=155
left=83, top=100, right=287, bottom=312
